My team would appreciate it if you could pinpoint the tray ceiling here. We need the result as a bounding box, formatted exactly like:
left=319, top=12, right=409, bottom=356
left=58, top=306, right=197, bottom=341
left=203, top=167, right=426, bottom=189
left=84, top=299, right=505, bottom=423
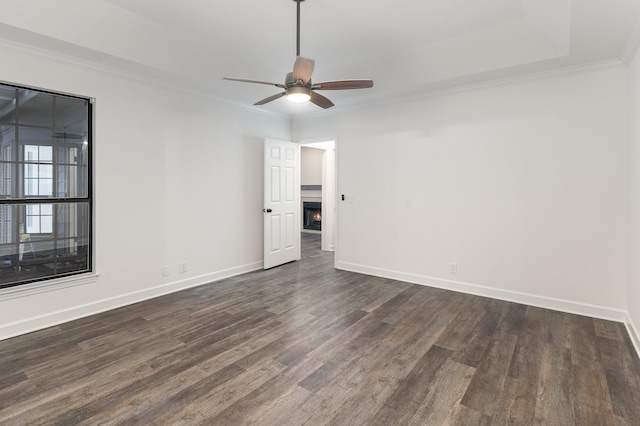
left=0, top=0, right=639, bottom=114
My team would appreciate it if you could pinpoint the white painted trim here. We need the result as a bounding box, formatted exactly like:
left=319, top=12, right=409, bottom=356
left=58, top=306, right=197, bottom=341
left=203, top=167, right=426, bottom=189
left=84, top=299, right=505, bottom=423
left=0, top=261, right=262, bottom=341
left=336, top=261, right=628, bottom=323
left=402, top=60, right=625, bottom=103
left=622, top=20, right=640, bottom=66
left=0, top=273, right=100, bottom=302
left=0, top=38, right=289, bottom=120
left=626, top=314, right=640, bottom=360
left=299, top=137, right=338, bottom=256
left=0, top=32, right=625, bottom=121
left=300, top=59, right=626, bottom=118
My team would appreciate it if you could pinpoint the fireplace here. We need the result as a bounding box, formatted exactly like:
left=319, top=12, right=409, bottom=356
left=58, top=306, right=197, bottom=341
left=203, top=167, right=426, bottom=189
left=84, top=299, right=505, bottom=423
left=303, top=201, right=322, bottom=231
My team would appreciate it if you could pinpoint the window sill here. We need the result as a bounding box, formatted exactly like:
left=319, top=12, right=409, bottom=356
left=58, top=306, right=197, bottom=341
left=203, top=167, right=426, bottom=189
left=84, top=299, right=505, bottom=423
left=0, top=272, right=100, bottom=302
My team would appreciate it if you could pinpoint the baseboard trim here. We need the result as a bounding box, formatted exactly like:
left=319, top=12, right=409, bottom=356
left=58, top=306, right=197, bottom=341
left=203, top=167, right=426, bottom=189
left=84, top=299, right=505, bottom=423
left=0, top=261, right=263, bottom=341
left=5, top=258, right=638, bottom=359
left=336, top=261, right=628, bottom=323
left=626, top=314, right=640, bottom=360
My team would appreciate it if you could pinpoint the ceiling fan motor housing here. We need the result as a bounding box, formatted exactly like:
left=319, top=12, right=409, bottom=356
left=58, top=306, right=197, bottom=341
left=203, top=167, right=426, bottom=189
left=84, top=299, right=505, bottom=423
left=222, top=0, right=372, bottom=108
left=285, top=71, right=310, bottom=86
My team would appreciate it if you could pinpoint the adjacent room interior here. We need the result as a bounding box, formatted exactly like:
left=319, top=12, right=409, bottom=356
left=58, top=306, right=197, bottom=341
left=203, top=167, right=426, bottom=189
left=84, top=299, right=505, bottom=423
left=1, top=0, right=640, bottom=423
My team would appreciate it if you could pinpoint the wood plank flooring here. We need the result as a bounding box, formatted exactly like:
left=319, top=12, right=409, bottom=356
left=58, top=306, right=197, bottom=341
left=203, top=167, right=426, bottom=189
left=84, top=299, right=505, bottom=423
left=1, top=233, right=639, bottom=425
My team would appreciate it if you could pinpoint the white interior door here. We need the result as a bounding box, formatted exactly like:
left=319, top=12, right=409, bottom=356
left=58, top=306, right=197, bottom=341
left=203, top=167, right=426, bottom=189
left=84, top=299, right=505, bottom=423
left=264, top=138, right=300, bottom=269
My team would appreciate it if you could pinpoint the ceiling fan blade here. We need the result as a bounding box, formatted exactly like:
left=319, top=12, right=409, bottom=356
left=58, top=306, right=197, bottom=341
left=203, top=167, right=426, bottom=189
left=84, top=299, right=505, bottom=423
left=254, top=92, right=286, bottom=106
left=293, top=56, right=315, bottom=84
left=223, top=77, right=286, bottom=89
left=309, top=91, right=334, bottom=109
left=312, top=80, right=374, bottom=90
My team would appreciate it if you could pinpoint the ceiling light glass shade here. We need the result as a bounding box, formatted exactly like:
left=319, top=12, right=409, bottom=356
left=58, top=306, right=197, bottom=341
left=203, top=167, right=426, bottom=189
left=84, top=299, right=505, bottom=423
left=286, top=86, right=311, bottom=103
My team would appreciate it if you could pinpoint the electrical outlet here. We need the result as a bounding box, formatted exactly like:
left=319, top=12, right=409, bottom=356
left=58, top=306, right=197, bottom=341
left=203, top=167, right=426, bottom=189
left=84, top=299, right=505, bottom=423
left=179, top=262, right=187, bottom=273
left=449, top=262, right=457, bottom=274
left=162, top=265, right=170, bottom=277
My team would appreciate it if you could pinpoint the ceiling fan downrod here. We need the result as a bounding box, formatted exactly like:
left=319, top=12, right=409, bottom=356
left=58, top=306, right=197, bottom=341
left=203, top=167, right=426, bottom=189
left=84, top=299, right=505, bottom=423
left=222, top=0, right=373, bottom=109
left=295, top=0, right=304, bottom=57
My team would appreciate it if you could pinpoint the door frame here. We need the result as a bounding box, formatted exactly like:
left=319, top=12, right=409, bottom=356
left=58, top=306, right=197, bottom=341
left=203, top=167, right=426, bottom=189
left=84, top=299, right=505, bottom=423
left=299, top=137, right=338, bottom=267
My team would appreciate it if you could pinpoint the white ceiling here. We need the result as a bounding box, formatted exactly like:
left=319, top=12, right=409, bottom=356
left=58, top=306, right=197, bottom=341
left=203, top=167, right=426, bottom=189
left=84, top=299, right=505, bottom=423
left=1, top=0, right=639, bottom=115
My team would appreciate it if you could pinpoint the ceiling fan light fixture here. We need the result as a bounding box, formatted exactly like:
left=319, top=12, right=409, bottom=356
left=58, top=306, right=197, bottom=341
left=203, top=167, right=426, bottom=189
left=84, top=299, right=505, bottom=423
left=286, top=86, right=311, bottom=103
left=223, top=0, right=372, bottom=109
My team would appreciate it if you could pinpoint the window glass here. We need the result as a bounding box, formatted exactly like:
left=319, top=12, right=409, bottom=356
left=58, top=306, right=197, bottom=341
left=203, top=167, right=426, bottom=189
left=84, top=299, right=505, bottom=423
left=0, top=84, right=92, bottom=289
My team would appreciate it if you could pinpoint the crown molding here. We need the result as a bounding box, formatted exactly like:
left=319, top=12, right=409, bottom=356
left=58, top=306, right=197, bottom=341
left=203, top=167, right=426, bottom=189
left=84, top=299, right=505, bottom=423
left=0, top=34, right=628, bottom=122
left=0, top=37, right=291, bottom=121
left=296, top=59, right=626, bottom=119
left=622, top=20, right=640, bottom=66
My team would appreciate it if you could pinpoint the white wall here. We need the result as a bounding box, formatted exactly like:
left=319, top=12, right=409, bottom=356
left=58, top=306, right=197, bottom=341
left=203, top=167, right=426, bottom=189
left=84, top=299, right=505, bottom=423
left=0, top=41, right=291, bottom=339
left=0, top=40, right=634, bottom=342
left=294, top=63, right=630, bottom=319
left=301, top=147, right=323, bottom=186
left=628, top=51, right=640, bottom=349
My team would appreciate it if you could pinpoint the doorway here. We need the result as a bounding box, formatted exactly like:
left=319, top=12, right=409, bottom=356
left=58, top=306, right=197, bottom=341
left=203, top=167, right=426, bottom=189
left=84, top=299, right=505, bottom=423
left=299, top=139, right=336, bottom=257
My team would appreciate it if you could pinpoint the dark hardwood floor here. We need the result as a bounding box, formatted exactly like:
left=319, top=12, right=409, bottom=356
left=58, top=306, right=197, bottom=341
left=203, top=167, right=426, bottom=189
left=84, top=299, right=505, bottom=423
left=1, top=233, right=639, bottom=425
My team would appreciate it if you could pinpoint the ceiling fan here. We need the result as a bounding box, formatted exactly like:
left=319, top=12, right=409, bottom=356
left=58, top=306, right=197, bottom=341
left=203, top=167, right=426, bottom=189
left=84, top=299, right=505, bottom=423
left=223, top=0, right=373, bottom=109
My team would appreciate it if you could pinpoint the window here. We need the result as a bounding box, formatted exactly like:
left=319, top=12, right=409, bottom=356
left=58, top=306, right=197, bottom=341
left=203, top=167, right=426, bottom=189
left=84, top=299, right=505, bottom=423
left=0, top=83, right=92, bottom=289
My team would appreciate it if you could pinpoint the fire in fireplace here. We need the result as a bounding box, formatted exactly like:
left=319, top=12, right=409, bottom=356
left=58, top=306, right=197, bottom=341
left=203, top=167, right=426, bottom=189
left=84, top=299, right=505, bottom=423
left=303, top=201, right=321, bottom=231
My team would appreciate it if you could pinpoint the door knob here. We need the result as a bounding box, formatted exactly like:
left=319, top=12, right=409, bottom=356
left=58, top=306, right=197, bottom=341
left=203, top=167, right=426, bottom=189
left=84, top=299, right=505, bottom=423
left=263, top=208, right=272, bottom=213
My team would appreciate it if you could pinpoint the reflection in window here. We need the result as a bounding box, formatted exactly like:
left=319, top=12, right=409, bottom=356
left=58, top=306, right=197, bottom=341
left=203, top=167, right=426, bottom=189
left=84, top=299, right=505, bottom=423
left=26, top=204, right=53, bottom=234
left=0, top=83, right=92, bottom=289
left=24, top=145, right=53, bottom=197
left=24, top=145, right=54, bottom=235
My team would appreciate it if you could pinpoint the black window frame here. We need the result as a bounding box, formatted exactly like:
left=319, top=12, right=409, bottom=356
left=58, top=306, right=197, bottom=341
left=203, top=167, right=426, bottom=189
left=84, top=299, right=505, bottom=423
left=0, top=81, right=93, bottom=290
